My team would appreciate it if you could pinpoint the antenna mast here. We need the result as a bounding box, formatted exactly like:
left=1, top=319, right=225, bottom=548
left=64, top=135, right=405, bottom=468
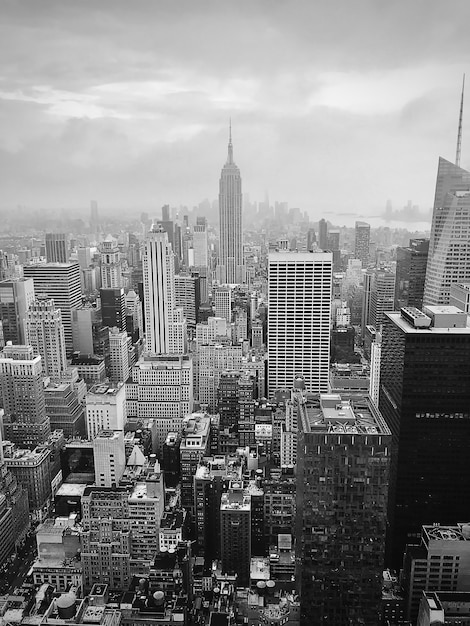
left=456, top=74, right=465, bottom=167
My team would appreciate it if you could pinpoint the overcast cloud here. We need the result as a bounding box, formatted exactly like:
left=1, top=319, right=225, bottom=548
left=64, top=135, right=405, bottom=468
left=1, top=0, right=470, bottom=220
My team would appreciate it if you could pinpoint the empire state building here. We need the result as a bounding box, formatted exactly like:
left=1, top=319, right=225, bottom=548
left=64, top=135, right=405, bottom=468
left=217, top=125, right=244, bottom=285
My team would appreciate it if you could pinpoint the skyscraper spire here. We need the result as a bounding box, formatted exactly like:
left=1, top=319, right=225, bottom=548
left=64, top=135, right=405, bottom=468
left=456, top=74, right=465, bottom=167
left=227, top=118, right=233, bottom=164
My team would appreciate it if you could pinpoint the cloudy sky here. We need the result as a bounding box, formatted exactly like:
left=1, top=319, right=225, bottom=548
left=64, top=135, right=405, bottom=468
left=1, top=0, right=470, bottom=222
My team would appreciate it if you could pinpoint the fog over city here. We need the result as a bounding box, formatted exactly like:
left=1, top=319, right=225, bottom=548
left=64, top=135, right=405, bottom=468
left=1, top=0, right=470, bottom=223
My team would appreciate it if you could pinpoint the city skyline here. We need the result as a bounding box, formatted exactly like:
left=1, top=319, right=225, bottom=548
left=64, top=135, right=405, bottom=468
left=3, top=3, right=470, bottom=623
left=1, top=1, right=470, bottom=220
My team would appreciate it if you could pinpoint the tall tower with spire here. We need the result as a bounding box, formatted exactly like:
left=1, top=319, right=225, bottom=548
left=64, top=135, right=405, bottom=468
left=217, top=122, right=244, bottom=285
left=423, top=76, right=470, bottom=306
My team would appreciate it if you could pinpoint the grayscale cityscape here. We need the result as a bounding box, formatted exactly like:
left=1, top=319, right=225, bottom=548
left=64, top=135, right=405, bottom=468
left=1, top=2, right=470, bottom=625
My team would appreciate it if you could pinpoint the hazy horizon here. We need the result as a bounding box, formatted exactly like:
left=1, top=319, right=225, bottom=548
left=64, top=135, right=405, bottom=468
left=1, top=0, right=470, bottom=217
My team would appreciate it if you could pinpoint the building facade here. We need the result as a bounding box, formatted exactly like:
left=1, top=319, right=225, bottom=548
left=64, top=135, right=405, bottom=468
left=379, top=306, right=470, bottom=567
left=126, top=354, right=193, bottom=452
left=86, top=382, right=127, bottom=439
left=395, top=238, right=429, bottom=310
left=355, top=220, right=371, bottom=267
left=23, top=262, right=81, bottom=354
left=142, top=227, right=186, bottom=354
left=424, top=158, right=470, bottom=306
left=100, top=236, right=122, bottom=289
left=0, top=278, right=35, bottom=344
left=267, top=251, right=332, bottom=395
left=25, top=298, right=67, bottom=382
left=0, top=345, right=51, bottom=447
left=45, top=233, right=68, bottom=264
left=295, top=392, right=390, bottom=625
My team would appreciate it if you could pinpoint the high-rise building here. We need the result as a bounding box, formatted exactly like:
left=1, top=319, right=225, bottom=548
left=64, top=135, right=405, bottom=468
left=369, top=268, right=395, bottom=329
left=217, top=371, right=241, bottom=453
left=45, top=233, right=68, bottom=263
left=0, top=251, right=9, bottom=281
left=0, top=344, right=51, bottom=447
left=125, top=289, right=143, bottom=341
left=90, top=200, right=99, bottom=230
left=100, top=235, right=122, bottom=289
left=109, top=327, right=130, bottom=383
left=192, top=266, right=208, bottom=307
left=157, top=219, right=175, bottom=251
left=220, top=482, right=251, bottom=585
left=77, top=246, right=91, bottom=270
left=71, top=302, right=109, bottom=356
left=44, top=379, right=86, bottom=437
left=142, top=227, right=187, bottom=355
left=237, top=371, right=256, bottom=447
left=218, top=125, right=244, bottom=285
left=81, top=485, right=131, bottom=591
left=327, top=229, right=340, bottom=251
left=355, top=220, right=371, bottom=267
left=194, top=454, right=243, bottom=562
left=306, top=228, right=316, bottom=252
left=395, top=238, right=429, bottom=310
left=192, top=223, right=208, bottom=267
left=369, top=327, right=382, bottom=406
left=379, top=305, right=470, bottom=566
left=214, top=286, right=232, bottom=323
left=100, top=287, right=126, bottom=332
left=424, top=158, right=470, bottom=306
left=86, top=382, right=127, bottom=439
left=161, top=204, right=170, bottom=221
left=0, top=430, right=30, bottom=562
left=180, top=414, right=211, bottom=520
left=402, top=524, right=470, bottom=623
left=23, top=262, right=81, bottom=354
left=267, top=251, right=332, bottom=395
left=0, top=493, right=14, bottom=568
left=126, top=354, right=193, bottom=452
left=93, top=429, right=126, bottom=488
left=174, top=274, right=198, bottom=330
left=197, top=343, right=242, bottom=411
left=318, top=218, right=328, bottom=250
left=361, top=269, right=374, bottom=339
left=25, top=298, right=67, bottom=382
left=295, top=392, right=390, bottom=624
left=4, top=444, right=52, bottom=522
left=0, top=278, right=35, bottom=344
